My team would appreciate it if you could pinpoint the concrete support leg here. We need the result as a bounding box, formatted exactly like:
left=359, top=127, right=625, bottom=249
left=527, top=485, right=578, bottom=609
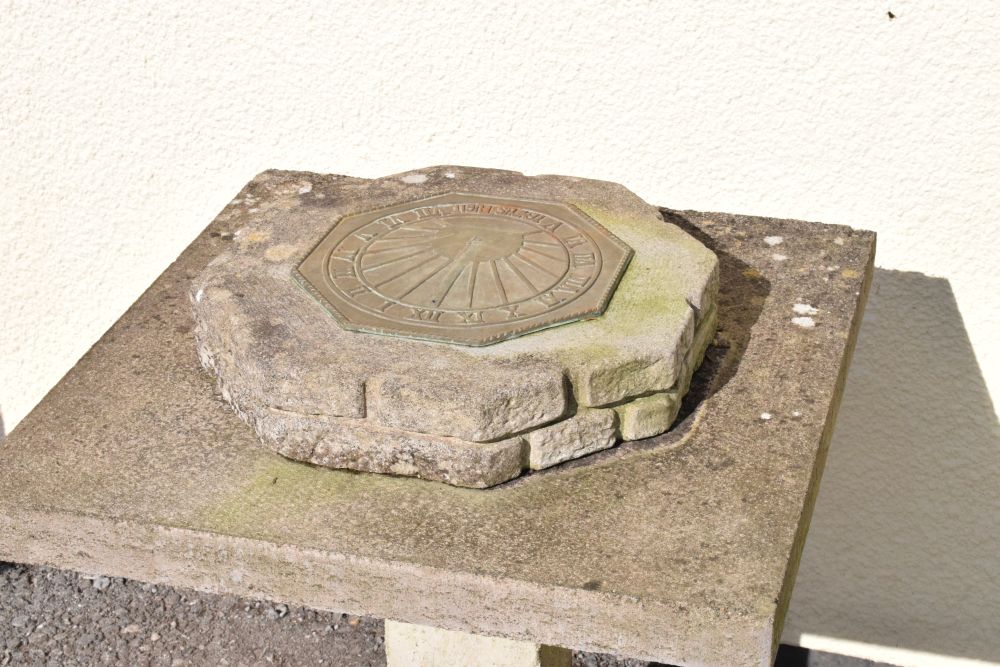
left=384, top=620, right=572, bottom=667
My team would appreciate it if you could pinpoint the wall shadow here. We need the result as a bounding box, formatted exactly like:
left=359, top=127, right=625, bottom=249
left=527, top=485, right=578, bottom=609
left=772, top=644, right=896, bottom=667
left=783, top=269, right=1000, bottom=661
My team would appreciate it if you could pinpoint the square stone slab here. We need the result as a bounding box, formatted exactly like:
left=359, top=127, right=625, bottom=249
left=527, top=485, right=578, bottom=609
left=0, top=169, right=875, bottom=667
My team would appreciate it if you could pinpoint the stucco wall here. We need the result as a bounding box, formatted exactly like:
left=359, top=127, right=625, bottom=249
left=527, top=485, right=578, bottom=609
left=2, top=2, right=997, bottom=665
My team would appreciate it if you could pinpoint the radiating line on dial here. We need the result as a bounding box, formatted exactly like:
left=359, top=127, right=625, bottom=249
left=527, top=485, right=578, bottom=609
left=362, top=247, right=435, bottom=271
left=395, top=256, right=456, bottom=299
left=490, top=260, right=509, bottom=305
left=513, top=252, right=562, bottom=278
left=363, top=239, right=435, bottom=254
left=521, top=245, right=564, bottom=262
left=434, top=264, right=468, bottom=306
left=467, top=262, right=479, bottom=308
left=500, top=256, right=537, bottom=291
left=373, top=253, right=446, bottom=288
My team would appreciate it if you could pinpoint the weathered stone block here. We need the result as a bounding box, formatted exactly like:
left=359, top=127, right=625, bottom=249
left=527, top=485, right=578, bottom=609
left=190, top=166, right=719, bottom=486
left=616, top=392, right=679, bottom=442
left=526, top=408, right=618, bottom=470
left=369, top=361, right=567, bottom=442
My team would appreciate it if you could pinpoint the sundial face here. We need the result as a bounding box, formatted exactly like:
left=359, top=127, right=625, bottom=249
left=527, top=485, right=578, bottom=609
left=295, top=193, right=633, bottom=345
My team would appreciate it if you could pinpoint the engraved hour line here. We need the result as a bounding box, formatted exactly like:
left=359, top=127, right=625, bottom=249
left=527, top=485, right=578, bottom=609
left=433, top=262, right=469, bottom=306
left=520, top=245, right=564, bottom=262
left=489, top=260, right=509, bottom=305
left=363, top=238, right=435, bottom=252
left=394, top=220, right=445, bottom=231
left=361, top=247, right=435, bottom=271
left=395, top=256, right=456, bottom=299
left=371, top=253, right=445, bottom=288
left=513, top=251, right=563, bottom=278
left=499, top=256, right=537, bottom=291
left=374, top=230, right=439, bottom=239
left=467, top=261, right=478, bottom=308
left=523, top=239, right=561, bottom=248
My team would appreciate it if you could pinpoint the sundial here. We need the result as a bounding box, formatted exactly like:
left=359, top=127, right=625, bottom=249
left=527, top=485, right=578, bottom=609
left=189, top=166, right=720, bottom=487
left=0, top=164, right=875, bottom=667
left=294, top=193, right=632, bottom=345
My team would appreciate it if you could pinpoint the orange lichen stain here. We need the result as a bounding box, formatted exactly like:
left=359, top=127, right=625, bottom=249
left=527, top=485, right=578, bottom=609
left=244, top=230, right=272, bottom=244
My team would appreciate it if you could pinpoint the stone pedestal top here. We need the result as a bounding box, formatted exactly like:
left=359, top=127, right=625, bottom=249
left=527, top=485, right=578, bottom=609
left=190, top=167, right=719, bottom=487
left=0, top=169, right=875, bottom=667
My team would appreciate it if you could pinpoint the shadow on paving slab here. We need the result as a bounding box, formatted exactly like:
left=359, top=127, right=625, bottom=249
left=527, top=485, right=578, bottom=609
left=773, top=645, right=898, bottom=667
left=784, top=270, right=1000, bottom=663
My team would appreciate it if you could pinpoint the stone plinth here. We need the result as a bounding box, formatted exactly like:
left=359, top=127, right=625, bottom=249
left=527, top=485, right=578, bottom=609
left=384, top=621, right=571, bottom=667
left=190, top=167, right=718, bottom=487
left=0, top=169, right=875, bottom=667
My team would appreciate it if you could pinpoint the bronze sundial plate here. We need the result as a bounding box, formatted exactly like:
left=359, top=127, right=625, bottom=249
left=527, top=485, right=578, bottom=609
left=295, top=193, right=633, bottom=346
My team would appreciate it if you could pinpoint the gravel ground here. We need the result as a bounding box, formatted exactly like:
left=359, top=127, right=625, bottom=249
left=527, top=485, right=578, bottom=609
left=0, top=563, right=892, bottom=667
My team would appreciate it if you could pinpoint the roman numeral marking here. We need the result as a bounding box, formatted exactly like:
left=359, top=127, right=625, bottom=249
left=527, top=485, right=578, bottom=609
left=344, top=284, right=368, bottom=297
left=557, top=274, right=588, bottom=293
left=407, top=308, right=443, bottom=322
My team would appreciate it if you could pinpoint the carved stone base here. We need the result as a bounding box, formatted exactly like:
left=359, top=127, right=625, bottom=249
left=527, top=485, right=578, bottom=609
left=191, top=167, right=719, bottom=486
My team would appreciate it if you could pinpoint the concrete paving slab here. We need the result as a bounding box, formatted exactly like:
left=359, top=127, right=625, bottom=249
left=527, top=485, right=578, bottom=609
left=0, top=169, right=874, bottom=667
left=0, top=562, right=898, bottom=667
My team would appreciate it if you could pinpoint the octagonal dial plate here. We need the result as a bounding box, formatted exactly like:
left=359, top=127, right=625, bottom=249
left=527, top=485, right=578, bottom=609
left=295, top=192, right=633, bottom=346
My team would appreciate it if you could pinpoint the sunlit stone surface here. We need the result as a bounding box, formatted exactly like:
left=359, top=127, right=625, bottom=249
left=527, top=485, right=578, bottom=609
left=191, top=166, right=719, bottom=487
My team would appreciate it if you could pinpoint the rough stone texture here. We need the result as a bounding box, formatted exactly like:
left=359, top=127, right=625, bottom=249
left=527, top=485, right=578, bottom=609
left=190, top=167, right=719, bottom=487
left=299, top=418, right=527, bottom=490
left=369, top=364, right=566, bottom=443
left=0, top=169, right=875, bottom=667
left=616, top=393, right=678, bottom=442
left=615, top=304, right=717, bottom=442
left=526, top=409, right=617, bottom=470
left=0, top=563, right=889, bottom=667
left=385, top=621, right=572, bottom=667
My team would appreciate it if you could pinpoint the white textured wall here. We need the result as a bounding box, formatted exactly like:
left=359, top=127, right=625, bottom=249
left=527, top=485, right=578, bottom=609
left=2, top=2, right=998, bottom=665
